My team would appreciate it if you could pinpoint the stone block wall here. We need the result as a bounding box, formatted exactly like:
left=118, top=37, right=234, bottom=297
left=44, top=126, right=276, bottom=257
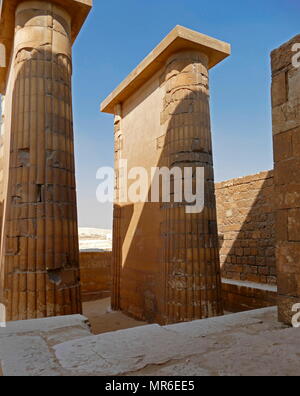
left=80, top=251, right=112, bottom=302
left=271, top=34, right=300, bottom=324
left=222, top=279, right=277, bottom=313
left=216, top=171, right=276, bottom=285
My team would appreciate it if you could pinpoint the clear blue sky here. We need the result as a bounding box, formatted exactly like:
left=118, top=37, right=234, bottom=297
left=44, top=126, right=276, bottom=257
left=72, top=0, right=300, bottom=229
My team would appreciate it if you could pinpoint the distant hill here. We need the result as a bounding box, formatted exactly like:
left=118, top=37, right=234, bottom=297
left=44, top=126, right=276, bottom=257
left=79, top=228, right=112, bottom=252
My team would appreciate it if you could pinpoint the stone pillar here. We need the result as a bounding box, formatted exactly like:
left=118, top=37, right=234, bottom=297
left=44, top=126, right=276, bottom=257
left=0, top=0, right=92, bottom=321
left=271, top=35, right=300, bottom=325
left=161, top=51, right=223, bottom=322
left=101, top=26, right=230, bottom=325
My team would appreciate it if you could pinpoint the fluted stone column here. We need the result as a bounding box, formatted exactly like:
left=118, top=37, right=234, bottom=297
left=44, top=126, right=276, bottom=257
left=161, top=51, right=223, bottom=322
left=101, top=26, right=230, bottom=325
left=0, top=0, right=91, bottom=321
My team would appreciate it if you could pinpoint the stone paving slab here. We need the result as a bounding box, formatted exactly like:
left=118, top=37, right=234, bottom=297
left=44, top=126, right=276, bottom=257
left=0, top=315, right=90, bottom=336
left=0, top=315, right=91, bottom=376
left=195, top=327, right=300, bottom=376
left=1, top=307, right=300, bottom=376
left=54, top=324, right=212, bottom=375
left=0, top=336, right=60, bottom=377
left=163, top=307, right=275, bottom=338
left=54, top=307, right=285, bottom=376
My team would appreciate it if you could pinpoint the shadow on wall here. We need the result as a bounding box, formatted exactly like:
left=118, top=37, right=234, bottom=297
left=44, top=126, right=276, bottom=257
left=112, top=50, right=223, bottom=325
left=216, top=171, right=277, bottom=311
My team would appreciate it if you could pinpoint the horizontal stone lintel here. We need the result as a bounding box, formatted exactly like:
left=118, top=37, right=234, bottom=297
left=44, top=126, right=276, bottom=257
left=101, top=25, right=230, bottom=114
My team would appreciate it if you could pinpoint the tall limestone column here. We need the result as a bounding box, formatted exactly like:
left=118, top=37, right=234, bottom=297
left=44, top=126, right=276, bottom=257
left=160, top=50, right=223, bottom=322
left=0, top=0, right=92, bottom=321
left=101, top=26, right=230, bottom=325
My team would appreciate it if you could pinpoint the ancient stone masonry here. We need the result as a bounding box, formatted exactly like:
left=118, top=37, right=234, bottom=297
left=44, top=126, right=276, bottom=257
left=77, top=171, right=278, bottom=313
left=0, top=0, right=92, bottom=321
left=80, top=251, right=112, bottom=302
left=160, top=51, right=223, bottom=322
left=216, top=171, right=276, bottom=285
left=271, top=34, right=300, bottom=325
left=101, top=26, right=231, bottom=324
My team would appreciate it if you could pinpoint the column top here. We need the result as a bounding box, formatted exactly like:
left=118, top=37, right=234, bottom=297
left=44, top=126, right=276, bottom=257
left=0, top=0, right=92, bottom=93
left=101, top=25, right=231, bottom=114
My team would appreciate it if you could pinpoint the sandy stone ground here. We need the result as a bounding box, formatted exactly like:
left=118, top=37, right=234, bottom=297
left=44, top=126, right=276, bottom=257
left=83, top=298, right=146, bottom=335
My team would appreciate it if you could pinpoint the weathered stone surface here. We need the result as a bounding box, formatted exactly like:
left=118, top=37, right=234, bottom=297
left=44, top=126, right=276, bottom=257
left=54, top=308, right=280, bottom=376
left=0, top=336, right=60, bottom=376
left=271, top=34, right=300, bottom=74
left=271, top=72, right=287, bottom=108
left=221, top=278, right=277, bottom=312
left=0, top=314, right=90, bottom=336
left=277, top=295, right=300, bottom=324
left=216, top=171, right=276, bottom=286
left=80, top=251, right=112, bottom=302
left=272, top=39, right=300, bottom=135
left=101, top=26, right=230, bottom=114
left=160, top=327, right=300, bottom=377
left=272, top=35, right=300, bottom=325
left=0, top=1, right=91, bottom=321
left=0, top=0, right=92, bottom=94
left=163, top=307, right=273, bottom=337
left=101, top=27, right=230, bottom=325
left=2, top=308, right=300, bottom=376
left=51, top=307, right=293, bottom=376
left=54, top=324, right=203, bottom=375
left=0, top=314, right=91, bottom=376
